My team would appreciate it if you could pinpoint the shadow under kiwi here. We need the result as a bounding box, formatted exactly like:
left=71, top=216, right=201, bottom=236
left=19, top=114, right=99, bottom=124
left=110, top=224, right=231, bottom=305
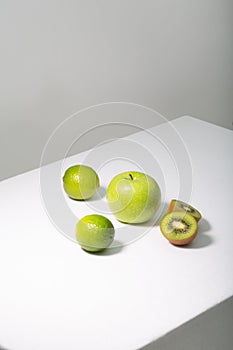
left=189, top=218, right=213, bottom=248
left=172, top=218, right=213, bottom=249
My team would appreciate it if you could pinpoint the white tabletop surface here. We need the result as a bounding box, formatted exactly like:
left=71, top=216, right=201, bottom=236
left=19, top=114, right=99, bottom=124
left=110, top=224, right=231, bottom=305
left=0, top=116, right=232, bottom=350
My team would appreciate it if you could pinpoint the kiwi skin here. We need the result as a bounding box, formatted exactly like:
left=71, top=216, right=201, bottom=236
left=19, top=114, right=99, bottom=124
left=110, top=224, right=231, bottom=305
left=168, top=230, right=198, bottom=246
left=160, top=211, right=198, bottom=246
left=168, top=199, right=202, bottom=222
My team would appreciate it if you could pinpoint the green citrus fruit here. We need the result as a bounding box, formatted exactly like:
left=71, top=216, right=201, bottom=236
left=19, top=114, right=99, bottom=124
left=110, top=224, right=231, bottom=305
left=76, top=215, right=115, bottom=252
left=63, top=165, right=99, bottom=200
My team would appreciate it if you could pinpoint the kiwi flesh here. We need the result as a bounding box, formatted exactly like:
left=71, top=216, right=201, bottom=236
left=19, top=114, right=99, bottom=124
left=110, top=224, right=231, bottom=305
left=168, top=199, right=202, bottom=222
left=160, top=211, right=198, bottom=245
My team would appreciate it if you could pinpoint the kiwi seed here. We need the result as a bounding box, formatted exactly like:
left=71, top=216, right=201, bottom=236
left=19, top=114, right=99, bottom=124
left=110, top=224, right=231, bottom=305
left=160, top=211, right=198, bottom=246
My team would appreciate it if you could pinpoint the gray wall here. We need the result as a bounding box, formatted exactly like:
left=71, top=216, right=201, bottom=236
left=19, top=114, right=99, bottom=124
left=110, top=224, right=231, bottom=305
left=1, top=0, right=232, bottom=180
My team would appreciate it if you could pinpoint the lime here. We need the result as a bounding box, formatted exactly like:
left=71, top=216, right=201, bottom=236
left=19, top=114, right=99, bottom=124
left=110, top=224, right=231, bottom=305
left=63, top=165, right=99, bottom=200
left=76, top=215, right=115, bottom=252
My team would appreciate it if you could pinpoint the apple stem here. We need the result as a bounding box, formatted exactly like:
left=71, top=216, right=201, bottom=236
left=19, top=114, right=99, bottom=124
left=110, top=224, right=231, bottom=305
left=129, top=173, right=133, bottom=180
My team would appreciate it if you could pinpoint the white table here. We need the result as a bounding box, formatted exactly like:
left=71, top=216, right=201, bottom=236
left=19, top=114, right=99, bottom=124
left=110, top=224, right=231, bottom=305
left=0, top=116, right=232, bottom=350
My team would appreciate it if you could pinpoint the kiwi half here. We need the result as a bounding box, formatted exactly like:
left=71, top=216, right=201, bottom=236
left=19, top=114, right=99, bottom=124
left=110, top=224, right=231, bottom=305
left=168, top=199, right=202, bottom=222
left=160, top=211, right=198, bottom=245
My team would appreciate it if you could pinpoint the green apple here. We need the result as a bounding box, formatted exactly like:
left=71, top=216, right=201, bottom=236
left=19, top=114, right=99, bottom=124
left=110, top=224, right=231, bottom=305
left=76, top=214, right=115, bottom=252
left=63, top=165, right=99, bottom=200
left=106, top=171, right=161, bottom=223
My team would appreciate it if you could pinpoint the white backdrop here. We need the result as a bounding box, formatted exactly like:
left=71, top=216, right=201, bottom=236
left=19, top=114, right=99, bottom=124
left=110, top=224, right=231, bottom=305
left=0, top=0, right=232, bottom=180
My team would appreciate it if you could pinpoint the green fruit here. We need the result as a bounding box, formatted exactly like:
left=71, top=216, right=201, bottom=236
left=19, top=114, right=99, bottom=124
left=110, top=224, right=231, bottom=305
left=106, top=171, right=161, bottom=224
left=168, top=199, right=202, bottom=222
left=160, top=211, right=198, bottom=245
left=63, top=165, right=99, bottom=200
left=76, top=215, right=115, bottom=252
